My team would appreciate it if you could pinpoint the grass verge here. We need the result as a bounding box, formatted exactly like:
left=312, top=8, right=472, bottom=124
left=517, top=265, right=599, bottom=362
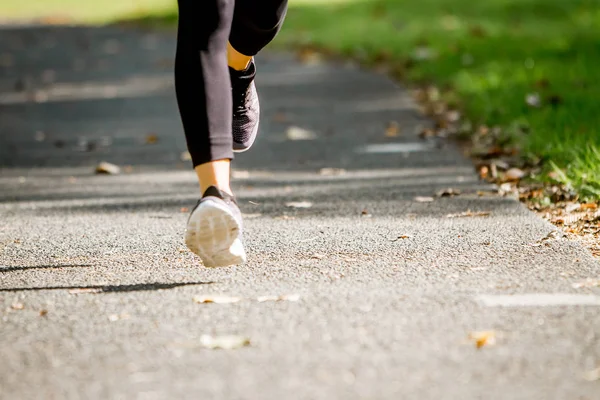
left=273, top=0, right=600, bottom=201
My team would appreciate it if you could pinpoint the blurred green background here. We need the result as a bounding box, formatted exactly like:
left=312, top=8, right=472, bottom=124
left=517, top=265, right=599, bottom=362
left=1, top=0, right=599, bottom=199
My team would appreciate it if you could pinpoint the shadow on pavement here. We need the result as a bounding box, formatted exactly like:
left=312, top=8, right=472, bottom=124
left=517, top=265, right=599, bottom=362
left=0, top=264, right=92, bottom=273
left=0, top=281, right=214, bottom=293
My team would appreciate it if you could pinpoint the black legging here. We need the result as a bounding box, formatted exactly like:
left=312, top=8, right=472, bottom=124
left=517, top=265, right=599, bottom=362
left=175, top=0, right=288, bottom=167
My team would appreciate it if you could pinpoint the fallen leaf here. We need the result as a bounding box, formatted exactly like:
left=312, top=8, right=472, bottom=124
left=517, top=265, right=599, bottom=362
left=436, top=188, right=461, bottom=197
left=11, top=302, right=24, bottom=310
left=257, top=294, right=300, bottom=302
left=583, top=367, right=600, bottom=382
left=361, top=208, right=371, bottom=216
left=180, top=207, right=189, bottom=213
left=242, top=213, right=262, bottom=219
left=414, top=196, right=434, bottom=203
left=95, top=162, right=120, bottom=175
left=199, top=334, right=250, bottom=350
left=286, top=126, right=317, bottom=141
left=145, top=134, right=159, bottom=144
left=446, top=110, right=461, bottom=123
left=419, top=128, right=436, bottom=138
left=547, top=171, right=559, bottom=180
left=108, top=312, right=130, bottom=322
left=193, top=295, right=241, bottom=304
left=479, top=165, right=489, bottom=179
left=319, top=168, right=346, bottom=176
left=39, top=309, right=48, bottom=317
left=392, top=234, right=412, bottom=242
left=385, top=121, right=400, bottom=137
left=34, top=131, right=45, bottom=142
left=286, top=201, right=313, bottom=208
left=504, top=168, right=526, bottom=181
left=581, top=203, right=598, bottom=210
left=468, top=331, right=496, bottom=348
left=68, top=288, right=102, bottom=294
left=447, top=210, right=491, bottom=218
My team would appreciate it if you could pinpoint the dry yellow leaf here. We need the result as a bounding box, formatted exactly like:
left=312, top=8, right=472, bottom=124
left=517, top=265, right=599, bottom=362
left=414, top=196, right=435, bottom=203
left=193, top=295, right=241, bottom=304
left=447, top=210, right=491, bottom=218
left=95, top=161, right=120, bottom=175
left=200, top=334, right=250, bottom=350
left=257, top=294, right=300, bottom=302
left=145, top=134, right=159, bottom=144
left=468, top=331, right=496, bottom=348
left=385, top=121, right=400, bottom=137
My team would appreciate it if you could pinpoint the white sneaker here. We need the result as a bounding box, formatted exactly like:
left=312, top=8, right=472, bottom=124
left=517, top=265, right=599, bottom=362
left=185, top=186, right=246, bottom=268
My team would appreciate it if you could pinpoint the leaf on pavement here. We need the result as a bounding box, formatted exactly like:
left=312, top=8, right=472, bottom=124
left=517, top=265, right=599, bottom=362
left=108, top=313, right=130, bottom=322
left=257, top=294, right=300, bottom=302
left=385, top=121, right=400, bottom=137
left=468, top=330, right=496, bottom=348
left=200, top=334, right=250, bottom=350
left=503, top=168, right=526, bottom=182
left=95, top=161, right=120, bottom=175
left=39, top=309, right=48, bottom=317
left=447, top=210, right=491, bottom=218
left=145, top=134, right=159, bottom=144
left=436, top=188, right=461, bottom=197
left=414, top=196, right=435, bottom=203
left=193, top=295, right=242, bottom=304
left=392, top=234, right=412, bottom=241
left=565, top=203, right=581, bottom=213
left=286, top=126, right=316, bottom=141
left=286, top=201, right=313, bottom=208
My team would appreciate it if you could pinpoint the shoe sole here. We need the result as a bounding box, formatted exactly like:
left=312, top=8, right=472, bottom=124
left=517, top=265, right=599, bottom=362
left=185, top=198, right=246, bottom=268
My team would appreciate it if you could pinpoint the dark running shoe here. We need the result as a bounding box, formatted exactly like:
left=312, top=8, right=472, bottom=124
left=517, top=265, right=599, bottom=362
left=184, top=186, right=246, bottom=268
left=230, top=60, right=260, bottom=152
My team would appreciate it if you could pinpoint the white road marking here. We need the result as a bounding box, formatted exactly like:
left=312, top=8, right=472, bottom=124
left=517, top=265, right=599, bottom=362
left=476, top=293, right=600, bottom=307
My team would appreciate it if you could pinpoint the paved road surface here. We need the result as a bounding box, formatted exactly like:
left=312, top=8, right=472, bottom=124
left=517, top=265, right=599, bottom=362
left=1, top=25, right=599, bottom=400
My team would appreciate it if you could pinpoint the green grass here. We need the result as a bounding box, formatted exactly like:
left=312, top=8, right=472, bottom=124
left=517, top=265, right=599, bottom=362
left=1, top=0, right=599, bottom=199
left=275, top=0, right=600, bottom=200
left=0, top=0, right=173, bottom=23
